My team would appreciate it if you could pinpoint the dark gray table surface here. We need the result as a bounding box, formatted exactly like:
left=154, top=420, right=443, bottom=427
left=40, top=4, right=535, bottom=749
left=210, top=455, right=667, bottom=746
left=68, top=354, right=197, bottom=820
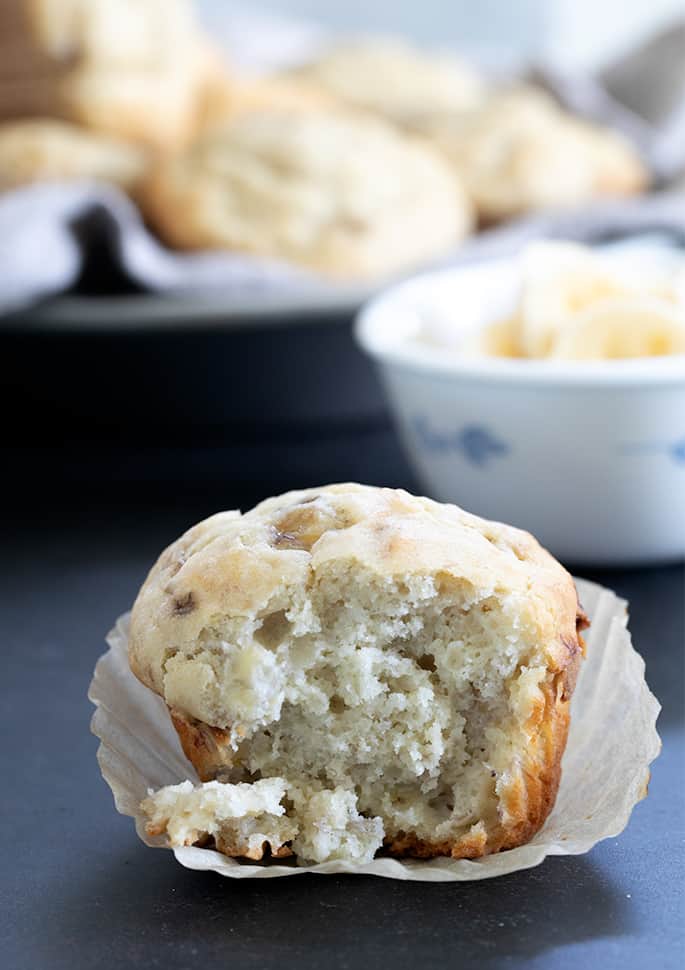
left=2, top=493, right=683, bottom=970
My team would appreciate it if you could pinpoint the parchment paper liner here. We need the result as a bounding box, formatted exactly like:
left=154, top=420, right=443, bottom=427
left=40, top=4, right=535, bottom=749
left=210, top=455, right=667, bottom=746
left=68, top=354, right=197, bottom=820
left=89, top=578, right=661, bottom=881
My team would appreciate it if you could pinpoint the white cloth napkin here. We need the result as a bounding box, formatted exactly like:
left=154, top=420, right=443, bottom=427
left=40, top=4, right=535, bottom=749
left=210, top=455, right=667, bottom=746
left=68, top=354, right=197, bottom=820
left=3, top=181, right=685, bottom=317
left=536, top=22, right=685, bottom=184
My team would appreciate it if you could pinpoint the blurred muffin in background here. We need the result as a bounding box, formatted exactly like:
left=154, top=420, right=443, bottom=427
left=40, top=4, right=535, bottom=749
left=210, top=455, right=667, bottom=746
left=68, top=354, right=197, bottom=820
left=141, top=108, right=473, bottom=279
left=0, top=9, right=650, bottom=263
left=285, top=37, right=487, bottom=129
left=428, top=86, right=648, bottom=223
left=196, top=75, right=336, bottom=132
left=0, top=0, right=221, bottom=149
left=288, top=39, right=647, bottom=223
left=0, top=118, right=148, bottom=193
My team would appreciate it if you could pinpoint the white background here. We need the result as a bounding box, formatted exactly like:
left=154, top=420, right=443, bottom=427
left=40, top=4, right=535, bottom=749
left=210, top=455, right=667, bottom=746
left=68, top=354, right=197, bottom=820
left=197, top=0, right=685, bottom=71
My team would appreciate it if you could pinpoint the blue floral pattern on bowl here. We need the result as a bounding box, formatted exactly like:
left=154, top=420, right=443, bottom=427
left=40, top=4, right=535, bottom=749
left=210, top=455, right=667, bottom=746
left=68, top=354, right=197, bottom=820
left=621, top=436, right=685, bottom=464
left=672, top=438, right=685, bottom=463
left=413, top=417, right=509, bottom=467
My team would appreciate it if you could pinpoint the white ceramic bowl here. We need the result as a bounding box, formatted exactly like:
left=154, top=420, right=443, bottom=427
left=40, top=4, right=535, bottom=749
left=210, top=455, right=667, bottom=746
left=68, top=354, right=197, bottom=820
left=356, top=255, right=685, bottom=565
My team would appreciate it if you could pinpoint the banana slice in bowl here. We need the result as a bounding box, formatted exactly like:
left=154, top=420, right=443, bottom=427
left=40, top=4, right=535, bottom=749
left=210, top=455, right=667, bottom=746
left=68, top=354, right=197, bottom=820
left=520, top=241, right=631, bottom=358
left=550, top=297, right=685, bottom=360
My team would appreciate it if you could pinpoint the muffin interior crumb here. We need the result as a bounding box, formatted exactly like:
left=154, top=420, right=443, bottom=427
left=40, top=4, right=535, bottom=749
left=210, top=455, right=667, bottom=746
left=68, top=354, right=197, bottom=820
left=159, top=546, right=550, bottom=852
left=142, top=777, right=384, bottom=865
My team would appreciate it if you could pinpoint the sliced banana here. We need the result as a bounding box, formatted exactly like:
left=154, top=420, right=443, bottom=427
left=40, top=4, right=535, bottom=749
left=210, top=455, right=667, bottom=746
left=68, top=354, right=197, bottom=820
left=419, top=240, right=685, bottom=362
left=519, top=241, right=629, bottom=358
left=550, top=297, right=685, bottom=360
left=469, top=315, right=523, bottom=358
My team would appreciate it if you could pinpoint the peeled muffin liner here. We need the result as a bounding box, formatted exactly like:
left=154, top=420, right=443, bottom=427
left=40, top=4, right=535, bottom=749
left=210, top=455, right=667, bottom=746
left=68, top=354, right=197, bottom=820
left=89, top=578, right=661, bottom=881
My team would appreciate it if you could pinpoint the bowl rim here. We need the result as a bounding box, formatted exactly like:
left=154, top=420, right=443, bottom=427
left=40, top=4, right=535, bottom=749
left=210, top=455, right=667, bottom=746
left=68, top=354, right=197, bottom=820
left=355, top=256, right=685, bottom=388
